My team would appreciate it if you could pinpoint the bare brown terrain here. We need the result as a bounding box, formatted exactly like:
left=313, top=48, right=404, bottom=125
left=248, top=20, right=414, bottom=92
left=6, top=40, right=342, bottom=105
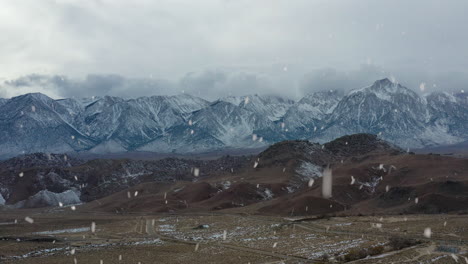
left=1, top=134, right=468, bottom=263
left=1, top=210, right=468, bottom=263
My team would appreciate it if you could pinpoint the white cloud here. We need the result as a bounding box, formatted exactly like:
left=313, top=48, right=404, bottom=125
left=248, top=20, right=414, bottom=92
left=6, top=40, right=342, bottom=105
left=0, top=0, right=467, bottom=98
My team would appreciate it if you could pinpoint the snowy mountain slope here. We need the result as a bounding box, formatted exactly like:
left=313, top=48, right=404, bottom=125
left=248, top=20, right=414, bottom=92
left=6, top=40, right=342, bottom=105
left=141, top=100, right=280, bottom=153
left=426, top=92, right=468, bottom=139
left=0, top=78, right=467, bottom=157
left=220, top=94, right=295, bottom=121
left=311, top=79, right=434, bottom=147
left=282, top=90, right=342, bottom=138
left=0, top=98, right=8, bottom=108
left=0, top=93, right=96, bottom=158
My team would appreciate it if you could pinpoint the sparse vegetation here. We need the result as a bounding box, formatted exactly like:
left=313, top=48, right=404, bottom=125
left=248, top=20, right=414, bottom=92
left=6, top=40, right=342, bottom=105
left=388, top=236, right=421, bottom=250
left=436, top=245, right=460, bottom=253
left=342, top=245, right=385, bottom=262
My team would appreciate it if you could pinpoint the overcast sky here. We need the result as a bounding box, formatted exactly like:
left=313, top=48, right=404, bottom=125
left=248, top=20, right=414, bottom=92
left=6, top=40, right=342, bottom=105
left=1, top=0, right=467, bottom=99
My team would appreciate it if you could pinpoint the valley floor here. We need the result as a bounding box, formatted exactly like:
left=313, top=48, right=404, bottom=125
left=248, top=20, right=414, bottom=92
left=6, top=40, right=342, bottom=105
left=1, top=209, right=467, bottom=263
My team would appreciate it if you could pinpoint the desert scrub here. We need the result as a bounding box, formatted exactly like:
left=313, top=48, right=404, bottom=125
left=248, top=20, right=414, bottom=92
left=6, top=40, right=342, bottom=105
left=388, top=236, right=421, bottom=250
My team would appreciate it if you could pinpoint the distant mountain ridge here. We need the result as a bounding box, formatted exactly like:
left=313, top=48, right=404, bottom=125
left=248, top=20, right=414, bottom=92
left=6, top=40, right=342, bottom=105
left=0, top=78, right=467, bottom=158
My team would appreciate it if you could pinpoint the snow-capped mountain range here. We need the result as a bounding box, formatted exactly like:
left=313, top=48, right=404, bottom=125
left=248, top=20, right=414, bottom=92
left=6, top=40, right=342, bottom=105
left=0, top=78, right=467, bottom=158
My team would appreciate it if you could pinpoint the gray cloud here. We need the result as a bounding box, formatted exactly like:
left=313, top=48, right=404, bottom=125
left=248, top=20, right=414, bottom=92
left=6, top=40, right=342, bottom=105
left=0, top=0, right=467, bottom=98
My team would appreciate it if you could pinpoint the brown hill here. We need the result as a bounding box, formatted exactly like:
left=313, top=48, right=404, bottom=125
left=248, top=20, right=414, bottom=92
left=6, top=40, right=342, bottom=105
left=4, top=133, right=468, bottom=217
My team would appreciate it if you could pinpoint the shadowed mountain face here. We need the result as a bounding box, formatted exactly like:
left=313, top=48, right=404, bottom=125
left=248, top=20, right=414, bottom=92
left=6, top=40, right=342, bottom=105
left=0, top=78, right=467, bottom=158
left=2, top=133, right=467, bottom=216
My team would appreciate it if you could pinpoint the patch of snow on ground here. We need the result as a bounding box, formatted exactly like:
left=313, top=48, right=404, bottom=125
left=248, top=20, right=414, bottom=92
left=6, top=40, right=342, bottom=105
left=2, top=239, right=164, bottom=260
left=296, top=161, right=322, bottom=181
left=357, top=176, right=382, bottom=193
left=158, top=224, right=175, bottom=232
left=0, top=193, right=5, bottom=205
left=259, top=188, right=274, bottom=200
left=294, top=238, right=365, bottom=260
left=33, top=227, right=90, bottom=235
left=334, top=223, right=352, bottom=226
left=220, top=181, right=231, bottom=190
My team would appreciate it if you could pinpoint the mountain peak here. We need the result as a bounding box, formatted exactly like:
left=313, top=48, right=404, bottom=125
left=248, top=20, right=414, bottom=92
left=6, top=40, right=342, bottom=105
left=348, top=78, right=416, bottom=101
left=373, top=78, right=394, bottom=86
left=17, top=92, right=52, bottom=101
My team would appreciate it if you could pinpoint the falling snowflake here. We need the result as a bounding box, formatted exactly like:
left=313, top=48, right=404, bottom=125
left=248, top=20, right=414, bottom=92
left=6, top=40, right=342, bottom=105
left=190, top=129, right=194, bottom=135
left=252, top=134, right=258, bottom=141
left=71, top=135, right=75, bottom=140
left=424, top=227, right=431, bottom=238
left=244, top=96, right=250, bottom=105
left=350, top=176, right=355, bottom=185
left=223, top=230, right=227, bottom=240
left=322, top=167, right=332, bottom=198
left=188, top=120, right=193, bottom=126
left=25, top=216, right=34, bottom=224
left=272, top=242, right=278, bottom=248
left=91, top=222, right=96, bottom=233
left=194, top=243, right=200, bottom=251
left=415, top=197, right=419, bottom=204
left=19, top=172, right=24, bottom=177
left=31, top=105, right=36, bottom=112
left=193, top=167, right=200, bottom=177
left=419, top=82, right=426, bottom=92
left=385, top=185, right=390, bottom=192
left=134, top=191, right=139, bottom=197
left=253, top=161, right=258, bottom=168
left=71, top=205, right=76, bottom=211
left=308, top=178, right=314, bottom=187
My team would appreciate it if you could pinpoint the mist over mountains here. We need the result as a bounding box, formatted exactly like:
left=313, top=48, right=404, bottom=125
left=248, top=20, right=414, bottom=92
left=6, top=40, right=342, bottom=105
left=0, top=78, right=467, bottom=158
